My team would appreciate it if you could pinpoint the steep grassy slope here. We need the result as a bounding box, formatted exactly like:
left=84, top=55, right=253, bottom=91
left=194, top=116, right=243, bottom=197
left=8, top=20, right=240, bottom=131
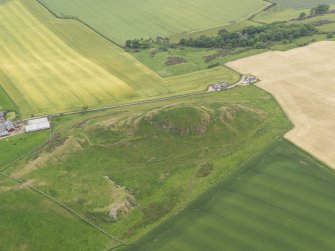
left=5, top=87, right=291, bottom=245
left=125, top=139, right=335, bottom=251
left=38, top=0, right=267, bottom=45
left=0, top=132, right=115, bottom=251
left=0, top=132, right=49, bottom=169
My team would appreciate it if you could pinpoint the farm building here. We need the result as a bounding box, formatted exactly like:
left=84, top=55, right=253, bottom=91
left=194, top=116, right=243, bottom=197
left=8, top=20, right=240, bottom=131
left=0, top=123, right=9, bottom=137
left=4, top=120, right=15, bottom=132
left=243, top=75, right=258, bottom=85
left=0, top=111, right=15, bottom=137
left=25, top=117, right=51, bottom=133
left=212, top=83, right=228, bottom=91
left=0, top=111, right=4, bottom=123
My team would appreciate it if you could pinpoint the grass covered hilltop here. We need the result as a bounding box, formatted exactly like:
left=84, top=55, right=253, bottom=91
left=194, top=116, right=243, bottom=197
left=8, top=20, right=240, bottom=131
left=2, top=87, right=290, bottom=248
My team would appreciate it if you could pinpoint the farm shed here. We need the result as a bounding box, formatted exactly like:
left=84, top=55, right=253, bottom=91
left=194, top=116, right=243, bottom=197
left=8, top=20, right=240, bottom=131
left=0, top=123, right=9, bottom=137
left=4, top=120, right=15, bottom=132
left=25, top=117, right=51, bottom=133
left=0, top=111, right=4, bottom=123
left=212, top=83, right=228, bottom=91
left=243, top=75, right=257, bottom=85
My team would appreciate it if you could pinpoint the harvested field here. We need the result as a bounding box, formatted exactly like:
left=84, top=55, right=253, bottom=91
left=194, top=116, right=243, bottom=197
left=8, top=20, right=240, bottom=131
left=227, top=41, right=335, bottom=169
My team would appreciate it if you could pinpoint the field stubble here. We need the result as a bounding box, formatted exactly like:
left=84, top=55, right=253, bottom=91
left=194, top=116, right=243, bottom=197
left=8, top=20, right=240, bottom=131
left=227, top=41, right=335, bottom=169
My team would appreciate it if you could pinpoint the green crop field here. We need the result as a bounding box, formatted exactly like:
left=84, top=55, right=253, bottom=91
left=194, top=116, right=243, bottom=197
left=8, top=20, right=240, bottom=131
left=252, top=5, right=304, bottom=23
left=38, top=0, right=267, bottom=45
left=271, top=0, right=335, bottom=9
left=4, top=87, right=290, bottom=245
left=125, top=139, right=335, bottom=251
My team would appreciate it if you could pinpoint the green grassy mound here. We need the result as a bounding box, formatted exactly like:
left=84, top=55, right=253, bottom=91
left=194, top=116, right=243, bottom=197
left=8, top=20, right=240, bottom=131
left=5, top=87, right=290, bottom=245
left=124, top=139, right=335, bottom=251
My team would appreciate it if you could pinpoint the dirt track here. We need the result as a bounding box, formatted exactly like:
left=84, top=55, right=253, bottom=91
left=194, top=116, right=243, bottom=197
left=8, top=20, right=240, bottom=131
left=227, top=41, right=335, bottom=169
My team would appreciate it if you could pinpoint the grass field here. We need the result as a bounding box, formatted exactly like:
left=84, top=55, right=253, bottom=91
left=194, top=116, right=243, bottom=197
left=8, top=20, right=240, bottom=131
left=227, top=41, right=335, bottom=170
left=38, top=0, right=268, bottom=45
left=4, top=87, right=291, bottom=244
left=0, top=132, right=49, bottom=170
left=270, top=0, right=335, bottom=9
left=0, top=177, right=114, bottom=251
left=165, top=67, right=240, bottom=93
left=124, top=139, right=335, bottom=251
left=0, top=130, right=116, bottom=251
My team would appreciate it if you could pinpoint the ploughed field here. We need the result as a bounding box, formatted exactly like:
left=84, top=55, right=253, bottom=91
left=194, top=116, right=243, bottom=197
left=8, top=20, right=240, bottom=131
left=38, top=0, right=267, bottom=45
left=227, top=41, right=335, bottom=170
left=3, top=88, right=290, bottom=246
left=125, top=139, right=335, bottom=251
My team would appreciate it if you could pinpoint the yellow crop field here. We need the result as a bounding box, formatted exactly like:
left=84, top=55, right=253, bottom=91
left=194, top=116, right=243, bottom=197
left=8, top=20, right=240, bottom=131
left=227, top=41, right=335, bottom=169
left=0, top=0, right=240, bottom=118
left=0, top=0, right=170, bottom=117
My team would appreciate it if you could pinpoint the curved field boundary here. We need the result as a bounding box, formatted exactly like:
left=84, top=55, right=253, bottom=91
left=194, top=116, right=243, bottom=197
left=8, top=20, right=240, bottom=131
left=35, top=0, right=121, bottom=47
left=227, top=41, right=335, bottom=170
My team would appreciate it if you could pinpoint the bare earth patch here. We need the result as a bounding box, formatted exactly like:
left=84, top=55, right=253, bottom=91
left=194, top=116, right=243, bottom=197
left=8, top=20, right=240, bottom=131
left=12, top=137, right=83, bottom=178
left=227, top=41, right=335, bottom=169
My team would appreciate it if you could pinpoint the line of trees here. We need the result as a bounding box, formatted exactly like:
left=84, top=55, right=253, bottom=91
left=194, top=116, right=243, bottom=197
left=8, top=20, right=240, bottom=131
left=299, top=4, right=330, bottom=20
left=125, top=39, right=151, bottom=49
left=179, top=22, right=317, bottom=49
left=125, top=37, right=170, bottom=49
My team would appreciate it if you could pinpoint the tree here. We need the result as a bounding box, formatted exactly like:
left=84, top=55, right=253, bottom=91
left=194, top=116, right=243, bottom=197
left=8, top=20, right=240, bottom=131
left=299, top=12, right=306, bottom=19
left=125, top=40, right=132, bottom=48
left=316, top=4, right=330, bottom=14
left=327, top=33, right=334, bottom=39
left=310, top=4, right=330, bottom=16
left=131, top=39, right=140, bottom=49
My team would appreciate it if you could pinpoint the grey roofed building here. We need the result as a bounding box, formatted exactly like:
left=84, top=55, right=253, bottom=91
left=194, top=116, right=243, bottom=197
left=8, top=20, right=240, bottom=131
left=0, top=111, right=4, bottom=123
left=243, top=75, right=257, bottom=85
left=213, top=83, right=228, bottom=91
left=0, top=123, right=9, bottom=137
left=4, top=120, right=15, bottom=132
left=25, top=117, right=51, bottom=133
